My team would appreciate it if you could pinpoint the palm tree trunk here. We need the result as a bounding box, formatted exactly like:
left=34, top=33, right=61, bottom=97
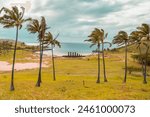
left=123, top=42, right=127, bottom=83
left=51, top=45, right=56, bottom=81
left=141, top=60, right=145, bottom=77
left=102, top=42, right=107, bottom=82
left=139, top=47, right=145, bottom=78
left=36, top=41, right=43, bottom=87
left=10, top=26, right=19, bottom=91
left=143, top=61, right=147, bottom=84
left=40, top=43, right=44, bottom=83
left=143, top=47, right=149, bottom=84
left=96, top=44, right=100, bottom=83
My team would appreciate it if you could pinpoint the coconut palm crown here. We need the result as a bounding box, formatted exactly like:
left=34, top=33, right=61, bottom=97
left=44, top=32, right=61, bottom=48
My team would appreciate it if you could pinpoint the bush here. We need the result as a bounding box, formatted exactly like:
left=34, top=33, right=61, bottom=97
left=131, top=54, right=150, bottom=66
left=110, top=48, right=118, bottom=52
left=127, top=66, right=141, bottom=74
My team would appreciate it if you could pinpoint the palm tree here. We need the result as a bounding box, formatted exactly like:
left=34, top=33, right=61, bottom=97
left=100, top=29, right=111, bottom=82
left=130, top=31, right=145, bottom=79
left=0, top=6, right=31, bottom=91
left=85, top=28, right=104, bottom=83
left=27, top=17, right=48, bottom=87
left=112, top=31, right=130, bottom=83
left=44, top=32, right=61, bottom=81
left=137, top=24, right=150, bottom=84
left=130, top=24, right=150, bottom=84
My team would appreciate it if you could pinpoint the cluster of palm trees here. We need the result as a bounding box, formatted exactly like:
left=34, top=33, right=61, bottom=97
left=86, top=24, right=149, bottom=84
left=0, top=6, right=60, bottom=91
left=85, top=28, right=111, bottom=83
left=0, top=6, right=149, bottom=92
left=130, top=24, right=150, bottom=84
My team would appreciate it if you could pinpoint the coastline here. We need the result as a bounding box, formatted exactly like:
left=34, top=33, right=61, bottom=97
left=27, top=42, right=94, bottom=57
left=42, top=51, right=93, bottom=57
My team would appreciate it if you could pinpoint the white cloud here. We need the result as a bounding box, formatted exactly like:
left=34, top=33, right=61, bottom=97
left=77, top=15, right=97, bottom=23
left=99, top=0, right=150, bottom=29
left=0, top=0, right=150, bottom=43
left=102, top=0, right=132, bottom=5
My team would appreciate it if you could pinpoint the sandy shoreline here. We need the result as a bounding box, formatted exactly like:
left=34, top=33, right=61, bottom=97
left=0, top=61, right=48, bottom=72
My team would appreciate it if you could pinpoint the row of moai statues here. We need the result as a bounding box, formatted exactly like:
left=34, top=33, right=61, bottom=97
left=67, top=52, right=82, bottom=57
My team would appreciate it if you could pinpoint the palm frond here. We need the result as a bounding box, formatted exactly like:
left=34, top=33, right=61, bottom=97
left=24, top=18, right=32, bottom=22
left=103, top=42, right=112, bottom=47
left=12, top=6, right=19, bottom=19
left=19, top=7, right=25, bottom=19
left=0, top=7, right=4, bottom=13
left=54, top=33, right=59, bottom=40
left=0, top=6, right=30, bottom=29
left=44, top=31, right=61, bottom=48
left=3, top=23, right=15, bottom=28
left=86, top=28, right=108, bottom=48
left=113, top=31, right=129, bottom=46
left=105, top=33, right=108, bottom=39
left=90, top=43, right=96, bottom=48
left=53, top=39, right=61, bottom=48
left=84, top=39, right=92, bottom=42
left=137, top=23, right=149, bottom=36
left=27, top=19, right=40, bottom=33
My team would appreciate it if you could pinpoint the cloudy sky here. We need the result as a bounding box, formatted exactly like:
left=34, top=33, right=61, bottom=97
left=0, top=0, right=150, bottom=43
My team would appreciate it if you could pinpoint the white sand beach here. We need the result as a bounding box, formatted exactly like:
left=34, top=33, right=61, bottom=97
left=0, top=61, right=48, bottom=72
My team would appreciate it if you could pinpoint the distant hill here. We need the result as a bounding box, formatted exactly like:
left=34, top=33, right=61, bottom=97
left=0, top=39, right=38, bottom=50
left=115, top=43, right=150, bottom=54
left=0, top=39, right=24, bottom=45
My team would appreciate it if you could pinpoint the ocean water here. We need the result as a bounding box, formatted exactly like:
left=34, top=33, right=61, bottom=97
left=44, top=42, right=110, bottom=56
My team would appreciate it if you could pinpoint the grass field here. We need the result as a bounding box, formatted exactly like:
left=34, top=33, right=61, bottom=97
left=0, top=50, right=150, bottom=100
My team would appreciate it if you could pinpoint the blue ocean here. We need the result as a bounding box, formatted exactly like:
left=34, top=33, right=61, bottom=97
left=44, top=42, right=110, bottom=56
